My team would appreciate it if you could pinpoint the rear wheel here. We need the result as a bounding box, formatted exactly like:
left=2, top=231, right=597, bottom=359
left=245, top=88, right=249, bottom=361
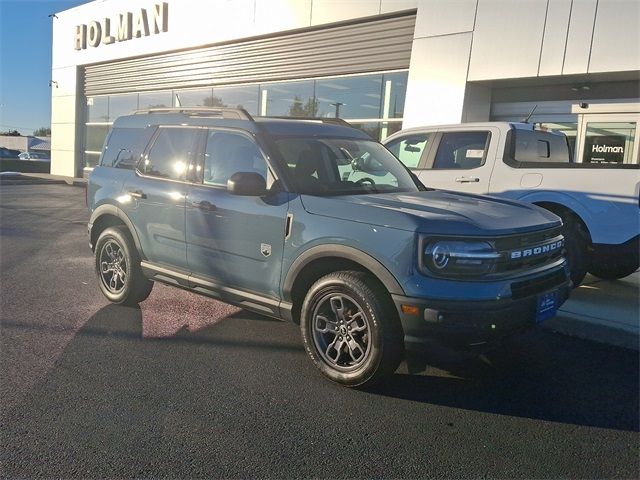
left=557, top=211, right=590, bottom=288
left=95, top=226, right=153, bottom=306
left=300, top=271, right=404, bottom=388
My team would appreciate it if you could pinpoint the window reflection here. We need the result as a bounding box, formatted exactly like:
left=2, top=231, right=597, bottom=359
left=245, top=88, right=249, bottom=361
left=109, top=94, right=138, bottom=121
left=139, top=91, right=172, bottom=110
left=260, top=81, right=315, bottom=117
left=174, top=88, right=213, bottom=107
left=212, top=85, right=260, bottom=115
left=316, top=75, right=382, bottom=119
left=87, top=96, right=109, bottom=122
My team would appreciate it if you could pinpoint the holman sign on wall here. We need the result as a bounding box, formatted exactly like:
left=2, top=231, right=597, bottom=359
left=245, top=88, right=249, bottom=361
left=74, top=2, right=168, bottom=50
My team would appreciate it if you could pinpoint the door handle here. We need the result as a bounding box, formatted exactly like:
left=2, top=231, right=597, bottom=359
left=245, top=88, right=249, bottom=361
left=128, top=190, right=147, bottom=199
left=191, top=200, right=216, bottom=211
left=455, top=177, right=480, bottom=183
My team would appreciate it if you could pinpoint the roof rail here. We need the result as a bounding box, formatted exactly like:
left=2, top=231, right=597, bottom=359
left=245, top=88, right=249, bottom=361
left=133, top=107, right=254, bottom=121
left=263, top=116, right=353, bottom=127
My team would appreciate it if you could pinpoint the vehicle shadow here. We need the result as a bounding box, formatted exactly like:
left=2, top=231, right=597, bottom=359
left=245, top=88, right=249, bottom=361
left=5, top=303, right=637, bottom=439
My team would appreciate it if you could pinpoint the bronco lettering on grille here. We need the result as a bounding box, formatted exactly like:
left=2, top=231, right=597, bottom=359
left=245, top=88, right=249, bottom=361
left=510, top=240, right=563, bottom=260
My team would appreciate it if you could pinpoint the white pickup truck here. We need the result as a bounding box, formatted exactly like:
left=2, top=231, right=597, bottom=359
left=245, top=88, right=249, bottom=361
left=382, top=122, right=639, bottom=287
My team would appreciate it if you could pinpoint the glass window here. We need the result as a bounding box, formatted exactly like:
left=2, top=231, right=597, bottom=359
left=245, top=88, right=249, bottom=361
left=138, top=91, right=172, bottom=110
left=316, top=74, right=382, bottom=119
left=142, top=128, right=200, bottom=181
left=84, top=152, right=101, bottom=168
left=433, top=132, right=490, bottom=169
left=539, top=122, right=578, bottom=161
left=382, top=72, right=408, bottom=119
left=109, top=94, right=138, bottom=121
left=274, top=137, right=420, bottom=195
left=213, top=85, right=260, bottom=115
left=513, top=129, right=571, bottom=164
left=100, top=127, right=155, bottom=168
left=582, top=122, right=637, bottom=164
left=87, top=96, right=109, bottom=122
left=386, top=134, right=430, bottom=168
left=174, top=88, right=213, bottom=107
left=203, top=130, right=267, bottom=187
left=85, top=124, right=110, bottom=152
left=260, top=81, right=315, bottom=117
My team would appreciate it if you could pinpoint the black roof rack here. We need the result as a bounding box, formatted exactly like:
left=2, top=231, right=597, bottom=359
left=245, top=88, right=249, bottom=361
left=133, top=107, right=254, bottom=121
left=262, top=116, right=352, bottom=127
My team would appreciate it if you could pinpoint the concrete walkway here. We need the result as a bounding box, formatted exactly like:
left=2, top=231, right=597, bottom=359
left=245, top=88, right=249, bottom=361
left=546, top=272, right=639, bottom=350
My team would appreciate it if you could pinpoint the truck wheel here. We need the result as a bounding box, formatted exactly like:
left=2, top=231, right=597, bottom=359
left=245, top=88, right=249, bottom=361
left=95, top=226, right=153, bottom=306
left=589, top=258, right=639, bottom=280
left=558, top=212, right=590, bottom=288
left=300, top=271, right=404, bottom=388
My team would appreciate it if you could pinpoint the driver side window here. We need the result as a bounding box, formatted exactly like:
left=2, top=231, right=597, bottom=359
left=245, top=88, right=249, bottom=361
left=203, top=130, right=268, bottom=187
left=386, top=134, right=430, bottom=168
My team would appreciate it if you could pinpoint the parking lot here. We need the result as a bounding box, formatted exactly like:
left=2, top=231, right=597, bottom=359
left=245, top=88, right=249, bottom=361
left=1, top=183, right=638, bottom=478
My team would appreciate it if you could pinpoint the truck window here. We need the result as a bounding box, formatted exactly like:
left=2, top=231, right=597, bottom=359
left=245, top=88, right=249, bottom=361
left=141, top=127, right=200, bottom=181
left=100, top=127, right=155, bottom=169
left=203, top=130, right=268, bottom=187
left=512, top=129, right=571, bottom=165
left=386, top=134, right=430, bottom=168
left=433, top=131, right=489, bottom=169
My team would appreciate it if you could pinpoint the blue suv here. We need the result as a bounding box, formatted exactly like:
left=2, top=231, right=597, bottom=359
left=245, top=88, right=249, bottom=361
left=88, top=108, right=571, bottom=387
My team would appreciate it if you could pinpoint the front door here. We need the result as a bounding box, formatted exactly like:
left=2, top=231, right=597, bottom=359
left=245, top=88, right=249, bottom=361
left=415, top=127, right=499, bottom=194
left=186, top=128, right=289, bottom=300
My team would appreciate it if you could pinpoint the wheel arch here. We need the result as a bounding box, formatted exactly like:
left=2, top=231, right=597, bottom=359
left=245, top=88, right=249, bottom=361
left=531, top=201, right=593, bottom=245
left=89, top=204, right=144, bottom=256
left=282, top=245, right=405, bottom=324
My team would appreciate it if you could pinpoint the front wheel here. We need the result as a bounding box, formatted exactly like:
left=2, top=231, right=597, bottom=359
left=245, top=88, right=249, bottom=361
left=300, top=271, right=404, bottom=388
left=95, top=226, right=153, bottom=306
left=558, top=212, right=590, bottom=288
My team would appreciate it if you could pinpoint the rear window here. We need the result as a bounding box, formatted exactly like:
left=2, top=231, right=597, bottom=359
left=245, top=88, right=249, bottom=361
left=100, top=127, right=155, bottom=169
left=508, top=129, right=571, bottom=166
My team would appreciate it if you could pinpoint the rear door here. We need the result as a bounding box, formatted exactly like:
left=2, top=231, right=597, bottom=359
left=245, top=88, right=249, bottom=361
left=186, top=128, right=289, bottom=301
left=415, top=127, right=499, bottom=194
left=122, top=126, right=202, bottom=271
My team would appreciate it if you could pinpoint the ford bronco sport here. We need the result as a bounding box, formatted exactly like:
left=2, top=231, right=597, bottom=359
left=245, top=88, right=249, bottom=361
left=87, top=108, right=571, bottom=387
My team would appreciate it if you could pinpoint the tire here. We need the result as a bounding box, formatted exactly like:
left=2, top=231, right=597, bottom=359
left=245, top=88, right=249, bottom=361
left=95, top=226, right=153, bottom=306
left=589, top=257, right=639, bottom=280
left=300, top=271, right=404, bottom=388
left=558, top=212, right=590, bottom=288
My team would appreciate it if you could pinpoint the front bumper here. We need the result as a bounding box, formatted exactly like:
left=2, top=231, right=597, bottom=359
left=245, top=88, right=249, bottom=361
left=393, top=268, right=571, bottom=349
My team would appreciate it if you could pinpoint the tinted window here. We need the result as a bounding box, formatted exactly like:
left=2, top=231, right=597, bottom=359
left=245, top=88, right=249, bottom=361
left=203, top=130, right=267, bottom=187
left=513, top=129, right=571, bottom=164
left=142, top=128, right=200, bottom=181
left=433, top=132, right=490, bottom=169
left=100, top=127, right=154, bottom=168
left=386, top=134, right=429, bottom=168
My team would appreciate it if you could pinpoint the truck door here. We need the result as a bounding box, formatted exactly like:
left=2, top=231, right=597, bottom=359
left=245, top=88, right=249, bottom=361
left=415, top=127, right=499, bottom=194
left=185, top=128, right=289, bottom=303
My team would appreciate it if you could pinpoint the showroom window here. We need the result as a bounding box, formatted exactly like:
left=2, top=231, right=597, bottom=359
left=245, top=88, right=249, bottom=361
left=83, top=71, right=408, bottom=169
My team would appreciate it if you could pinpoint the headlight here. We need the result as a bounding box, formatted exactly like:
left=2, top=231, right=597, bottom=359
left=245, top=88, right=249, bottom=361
left=423, top=240, right=500, bottom=277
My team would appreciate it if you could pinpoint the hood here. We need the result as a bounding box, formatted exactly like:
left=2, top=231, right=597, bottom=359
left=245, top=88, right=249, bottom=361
left=300, top=190, right=560, bottom=236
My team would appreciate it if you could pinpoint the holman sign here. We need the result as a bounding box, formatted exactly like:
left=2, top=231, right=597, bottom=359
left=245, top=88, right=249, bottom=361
left=74, top=2, right=168, bottom=50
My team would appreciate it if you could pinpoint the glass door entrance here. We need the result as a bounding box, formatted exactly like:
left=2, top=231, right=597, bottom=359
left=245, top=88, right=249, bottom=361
left=576, top=114, right=639, bottom=165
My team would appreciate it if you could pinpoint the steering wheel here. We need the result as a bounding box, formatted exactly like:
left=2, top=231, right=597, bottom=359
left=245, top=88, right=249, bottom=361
left=355, top=177, right=376, bottom=186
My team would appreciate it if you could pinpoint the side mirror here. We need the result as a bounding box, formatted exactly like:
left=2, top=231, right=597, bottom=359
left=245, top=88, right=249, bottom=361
left=227, top=172, right=267, bottom=196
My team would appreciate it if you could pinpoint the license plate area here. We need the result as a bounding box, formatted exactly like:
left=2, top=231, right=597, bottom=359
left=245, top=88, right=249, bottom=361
left=536, top=290, right=559, bottom=323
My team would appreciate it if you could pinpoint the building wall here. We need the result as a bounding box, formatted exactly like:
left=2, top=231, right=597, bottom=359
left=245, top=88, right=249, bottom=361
left=51, top=0, right=640, bottom=176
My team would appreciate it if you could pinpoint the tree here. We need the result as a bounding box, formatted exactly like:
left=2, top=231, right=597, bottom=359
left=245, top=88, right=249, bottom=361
left=204, top=96, right=227, bottom=107
left=33, top=127, right=51, bottom=137
left=0, top=129, right=21, bottom=136
left=288, top=96, right=319, bottom=117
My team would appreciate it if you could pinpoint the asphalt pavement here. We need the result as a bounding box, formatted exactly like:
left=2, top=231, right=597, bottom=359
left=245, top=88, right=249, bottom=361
left=1, top=183, right=638, bottom=479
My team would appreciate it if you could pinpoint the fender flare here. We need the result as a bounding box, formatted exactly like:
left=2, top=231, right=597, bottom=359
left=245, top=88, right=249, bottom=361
left=515, top=191, right=594, bottom=234
left=89, top=204, right=145, bottom=257
left=282, top=244, right=405, bottom=302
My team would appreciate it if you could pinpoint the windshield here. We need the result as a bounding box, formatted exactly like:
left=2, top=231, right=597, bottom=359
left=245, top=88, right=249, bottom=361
left=274, top=137, right=421, bottom=195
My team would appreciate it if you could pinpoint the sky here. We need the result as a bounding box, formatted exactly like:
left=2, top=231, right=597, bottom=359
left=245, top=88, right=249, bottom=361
left=0, top=0, right=87, bottom=136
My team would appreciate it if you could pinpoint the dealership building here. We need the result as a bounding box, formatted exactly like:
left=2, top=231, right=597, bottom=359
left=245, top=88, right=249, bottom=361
left=50, top=0, right=640, bottom=177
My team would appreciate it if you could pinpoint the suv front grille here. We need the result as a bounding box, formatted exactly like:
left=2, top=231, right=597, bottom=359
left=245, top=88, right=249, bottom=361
left=511, top=269, right=567, bottom=299
left=491, top=227, right=564, bottom=276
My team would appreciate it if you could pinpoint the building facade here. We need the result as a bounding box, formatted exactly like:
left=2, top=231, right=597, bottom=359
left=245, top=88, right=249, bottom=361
left=50, top=0, right=640, bottom=177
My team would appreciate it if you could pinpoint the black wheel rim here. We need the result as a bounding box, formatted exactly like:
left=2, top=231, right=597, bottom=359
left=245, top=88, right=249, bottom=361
left=99, top=240, right=127, bottom=294
left=311, top=293, right=372, bottom=371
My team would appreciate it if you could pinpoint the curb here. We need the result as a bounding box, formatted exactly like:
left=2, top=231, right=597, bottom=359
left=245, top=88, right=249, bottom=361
left=1, top=172, right=86, bottom=187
